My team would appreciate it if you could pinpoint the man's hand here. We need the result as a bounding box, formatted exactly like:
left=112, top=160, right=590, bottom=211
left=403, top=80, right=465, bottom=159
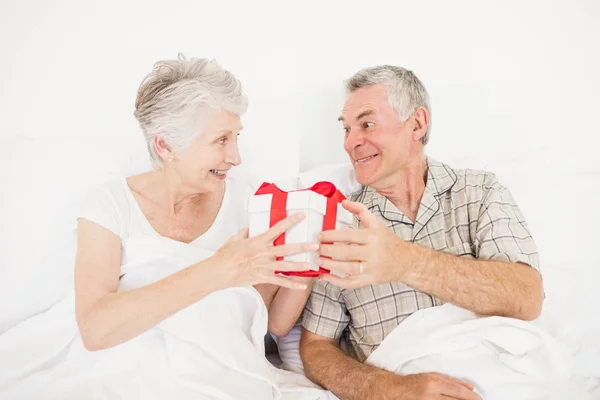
left=378, top=372, right=481, bottom=400
left=317, top=200, right=422, bottom=289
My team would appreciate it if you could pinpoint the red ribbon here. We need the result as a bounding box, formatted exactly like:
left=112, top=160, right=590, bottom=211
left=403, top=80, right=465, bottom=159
left=254, top=181, right=347, bottom=277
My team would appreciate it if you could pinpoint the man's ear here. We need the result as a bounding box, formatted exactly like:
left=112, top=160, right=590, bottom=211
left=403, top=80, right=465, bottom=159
left=411, top=106, right=430, bottom=142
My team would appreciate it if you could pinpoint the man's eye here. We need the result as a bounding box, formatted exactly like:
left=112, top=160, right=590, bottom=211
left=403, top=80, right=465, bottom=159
left=343, top=127, right=350, bottom=133
left=363, top=122, right=374, bottom=129
left=218, top=138, right=228, bottom=144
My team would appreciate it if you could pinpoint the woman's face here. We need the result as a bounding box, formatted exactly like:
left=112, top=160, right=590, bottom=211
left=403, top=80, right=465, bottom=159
left=170, top=109, right=243, bottom=193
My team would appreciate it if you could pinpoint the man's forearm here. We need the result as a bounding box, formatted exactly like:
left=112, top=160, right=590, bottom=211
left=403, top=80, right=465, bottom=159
left=403, top=246, right=543, bottom=320
left=301, top=339, right=393, bottom=400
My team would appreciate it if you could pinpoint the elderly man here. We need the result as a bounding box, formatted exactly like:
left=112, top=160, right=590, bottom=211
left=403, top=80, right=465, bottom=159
left=300, top=66, right=544, bottom=400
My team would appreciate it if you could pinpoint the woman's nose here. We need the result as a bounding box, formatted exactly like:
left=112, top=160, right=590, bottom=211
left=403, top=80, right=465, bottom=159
left=227, top=144, right=242, bottom=166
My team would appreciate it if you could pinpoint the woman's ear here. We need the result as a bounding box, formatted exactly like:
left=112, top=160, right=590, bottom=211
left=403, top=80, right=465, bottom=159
left=154, top=136, right=173, bottom=162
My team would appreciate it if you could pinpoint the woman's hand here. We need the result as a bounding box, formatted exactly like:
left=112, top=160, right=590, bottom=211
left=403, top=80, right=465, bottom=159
left=214, top=212, right=318, bottom=290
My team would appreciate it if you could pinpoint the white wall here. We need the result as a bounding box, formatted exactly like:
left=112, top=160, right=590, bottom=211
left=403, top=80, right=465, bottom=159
left=1, top=0, right=599, bottom=350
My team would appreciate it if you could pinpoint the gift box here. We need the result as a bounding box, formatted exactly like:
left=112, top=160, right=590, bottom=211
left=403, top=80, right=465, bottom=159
left=248, top=181, right=353, bottom=277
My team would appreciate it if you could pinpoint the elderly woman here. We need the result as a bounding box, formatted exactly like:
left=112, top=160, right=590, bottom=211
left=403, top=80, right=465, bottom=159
left=0, top=55, right=327, bottom=399
left=74, top=54, right=315, bottom=351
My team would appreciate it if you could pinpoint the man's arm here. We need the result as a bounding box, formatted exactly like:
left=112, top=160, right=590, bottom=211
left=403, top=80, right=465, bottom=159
left=300, top=278, right=389, bottom=400
left=300, top=329, right=391, bottom=400
left=318, top=197, right=543, bottom=321
left=403, top=249, right=543, bottom=320
left=300, top=329, right=480, bottom=400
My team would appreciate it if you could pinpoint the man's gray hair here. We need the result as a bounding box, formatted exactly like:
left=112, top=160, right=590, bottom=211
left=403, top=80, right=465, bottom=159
left=345, top=65, right=432, bottom=145
left=134, top=53, right=248, bottom=169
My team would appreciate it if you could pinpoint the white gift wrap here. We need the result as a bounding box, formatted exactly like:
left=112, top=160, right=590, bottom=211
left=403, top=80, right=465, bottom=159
left=248, top=190, right=353, bottom=272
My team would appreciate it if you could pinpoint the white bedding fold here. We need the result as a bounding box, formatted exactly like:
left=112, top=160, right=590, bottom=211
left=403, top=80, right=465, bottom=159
left=0, top=235, right=327, bottom=400
left=364, top=304, right=592, bottom=400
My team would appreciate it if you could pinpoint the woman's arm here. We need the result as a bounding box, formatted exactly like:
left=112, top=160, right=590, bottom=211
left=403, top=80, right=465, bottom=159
left=76, top=213, right=314, bottom=351
left=75, top=219, right=230, bottom=351
left=255, top=277, right=315, bottom=337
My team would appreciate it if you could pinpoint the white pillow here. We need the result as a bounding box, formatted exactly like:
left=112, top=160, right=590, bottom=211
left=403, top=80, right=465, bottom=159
left=0, top=135, right=150, bottom=333
left=272, top=322, right=304, bottom=374
left=298, top=163, right=361, bottom=196
left=230, top=168, right=299, bottom=194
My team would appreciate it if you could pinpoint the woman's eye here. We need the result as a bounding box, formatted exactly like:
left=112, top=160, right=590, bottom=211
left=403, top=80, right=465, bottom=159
left=218, top=138, right=228, bottom=144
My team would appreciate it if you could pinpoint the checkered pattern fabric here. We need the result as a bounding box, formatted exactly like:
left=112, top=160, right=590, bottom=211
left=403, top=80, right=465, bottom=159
left=302, top=157, right=540, bottom=362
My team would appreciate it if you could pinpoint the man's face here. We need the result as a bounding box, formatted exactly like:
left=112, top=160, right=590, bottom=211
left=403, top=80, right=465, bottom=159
left=340, top=84, right=421, bottom=188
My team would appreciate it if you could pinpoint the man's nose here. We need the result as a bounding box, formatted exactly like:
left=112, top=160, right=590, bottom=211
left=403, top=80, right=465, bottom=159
left=345, top=128, right=366, bottom=152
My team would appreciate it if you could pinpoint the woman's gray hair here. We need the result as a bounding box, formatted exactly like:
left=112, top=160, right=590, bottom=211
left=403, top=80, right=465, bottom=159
left=345, top=65, right=432, bottom=145
left=134, top=54, right=248, bottom=169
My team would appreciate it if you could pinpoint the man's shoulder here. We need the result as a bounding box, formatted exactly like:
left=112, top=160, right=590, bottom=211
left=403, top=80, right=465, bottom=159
left=441, top=162, right=507, bottom=196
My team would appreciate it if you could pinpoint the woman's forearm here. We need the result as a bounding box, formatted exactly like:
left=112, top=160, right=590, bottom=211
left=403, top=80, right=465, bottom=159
left=268, top=277, right=314, bottom=337
left=77, top=258, right=229, bottom=351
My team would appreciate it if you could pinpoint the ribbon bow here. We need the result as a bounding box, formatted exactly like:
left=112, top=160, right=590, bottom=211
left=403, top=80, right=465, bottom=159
left=254, top=181, right=347, bottom=277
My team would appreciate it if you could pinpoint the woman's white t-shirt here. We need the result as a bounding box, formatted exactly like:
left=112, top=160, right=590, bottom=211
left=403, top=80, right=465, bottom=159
left=78, top=177, right=253, bottom=254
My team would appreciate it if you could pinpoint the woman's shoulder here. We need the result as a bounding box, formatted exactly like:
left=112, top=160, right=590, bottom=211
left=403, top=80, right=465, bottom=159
left=84, top=178, right=133, bottom=211
left=78, top=177, right=131, bottom=238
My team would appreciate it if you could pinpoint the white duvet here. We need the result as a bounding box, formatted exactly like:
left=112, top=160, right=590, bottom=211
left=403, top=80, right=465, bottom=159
left=0, top=235, right=328, bottom=400
left=360, top=303, right=597, bottom=400
left=1, top=234, right=597, bottom=399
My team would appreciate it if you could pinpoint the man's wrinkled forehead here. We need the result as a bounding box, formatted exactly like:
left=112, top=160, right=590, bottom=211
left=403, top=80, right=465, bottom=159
left=338, top=109, right=375, bottom=122
left=339, top=85, right=389, bottom=122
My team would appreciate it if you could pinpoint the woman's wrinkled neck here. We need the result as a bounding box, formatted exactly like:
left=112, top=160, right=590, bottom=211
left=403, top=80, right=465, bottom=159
left=144, top=170, right=223, bottom=216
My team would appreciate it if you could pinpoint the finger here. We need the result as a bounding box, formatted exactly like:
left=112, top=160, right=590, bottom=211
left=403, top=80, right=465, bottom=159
left=287, top=275, right=316, bottom=283
left=261, top=212, right=306, bottom=242
left=270, top=242, right=320, bottom=258
left=341, top=200, right=382, bottom=229
left=226, top=227, right=249, bottom=244
left=318, top=273, right=371, bottom=290
left=318, top=258, right=363, bottom=276
left=266, top=275, right=309, bottom=290
left=270, top=261, right=313, bottom=272
left=318, top=243, right=364, bottom=261
left=318, top=228, right=368, bottom=244
left=439, top=380, right=481, bottom=400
